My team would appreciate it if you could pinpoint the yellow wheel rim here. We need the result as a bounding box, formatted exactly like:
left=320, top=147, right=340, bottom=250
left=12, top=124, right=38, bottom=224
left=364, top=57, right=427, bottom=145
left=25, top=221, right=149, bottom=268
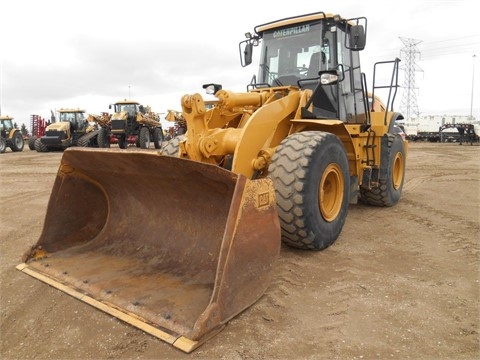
left=392, top=152, right=404, bottom=190
left=319, top=163, right=344, bottom=222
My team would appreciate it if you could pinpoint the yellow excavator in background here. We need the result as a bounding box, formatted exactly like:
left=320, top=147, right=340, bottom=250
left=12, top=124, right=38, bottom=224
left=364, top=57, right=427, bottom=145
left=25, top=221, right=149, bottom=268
left=17, top=11, right=407, bottom=353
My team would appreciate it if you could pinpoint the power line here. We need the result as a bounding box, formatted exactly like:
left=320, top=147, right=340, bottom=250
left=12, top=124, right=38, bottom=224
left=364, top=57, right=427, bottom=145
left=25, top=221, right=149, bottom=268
left=369, top=34, right=480, bottom=61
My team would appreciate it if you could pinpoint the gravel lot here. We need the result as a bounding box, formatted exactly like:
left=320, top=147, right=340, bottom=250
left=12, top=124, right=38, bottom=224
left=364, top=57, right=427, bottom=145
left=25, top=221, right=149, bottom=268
left=1, top=142, right=479, bottom=360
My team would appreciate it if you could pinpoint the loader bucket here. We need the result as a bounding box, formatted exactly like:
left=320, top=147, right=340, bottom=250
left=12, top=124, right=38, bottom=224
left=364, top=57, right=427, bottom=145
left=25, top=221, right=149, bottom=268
left=17, top=147, right=280, bottom=353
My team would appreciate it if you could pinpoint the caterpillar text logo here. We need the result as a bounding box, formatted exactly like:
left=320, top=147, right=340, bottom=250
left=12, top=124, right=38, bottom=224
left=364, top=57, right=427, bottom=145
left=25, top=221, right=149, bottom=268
left=273, top=25, right=310, bottom=38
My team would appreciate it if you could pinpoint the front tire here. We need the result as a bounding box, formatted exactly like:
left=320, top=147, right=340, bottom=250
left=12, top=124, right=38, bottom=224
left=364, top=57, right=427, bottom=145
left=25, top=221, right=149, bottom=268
left=118, top=135, right=128, bottom=149
left=153, top=128, right=163, bottom=149
left=34, top=138, right=48, bottom=152
left=268, top=131, right=350, bottom=250
left=97, top=128, right=110, bottom=148
left=138, top=127, right=150, bottom=149
left=160, top=135, right=184, bottom=156
left=10, top=131, right=24, bottom=152
left=76, top=135, right=89, bottom=147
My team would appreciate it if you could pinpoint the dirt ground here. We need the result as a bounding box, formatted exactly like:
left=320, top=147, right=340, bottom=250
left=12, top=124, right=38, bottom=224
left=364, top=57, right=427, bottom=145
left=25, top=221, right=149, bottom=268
left=0, top=142, right=479, bottom=360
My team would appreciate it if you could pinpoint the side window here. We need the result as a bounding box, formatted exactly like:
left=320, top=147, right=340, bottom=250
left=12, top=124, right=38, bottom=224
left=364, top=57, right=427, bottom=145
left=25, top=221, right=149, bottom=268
left=337, top=27, right=365, bottom=123
left=321, top=36, right=333, bottom=70
left=268, top=53, right=279, bottom=81
left=309, top=28, right=336, bottom=77
left=78, top=113, right=86, bottom=127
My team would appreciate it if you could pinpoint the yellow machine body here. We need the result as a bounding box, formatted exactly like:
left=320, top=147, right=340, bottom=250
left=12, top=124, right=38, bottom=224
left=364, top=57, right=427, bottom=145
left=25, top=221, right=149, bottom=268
left=18, top=11, right=407, bottom=353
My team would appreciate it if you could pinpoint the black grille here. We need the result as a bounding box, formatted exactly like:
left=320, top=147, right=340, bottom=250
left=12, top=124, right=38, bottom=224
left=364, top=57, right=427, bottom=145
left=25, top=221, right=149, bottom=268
left=41, top=131, right=67, bottom=144
left=111, top=120, right=126, bottom=131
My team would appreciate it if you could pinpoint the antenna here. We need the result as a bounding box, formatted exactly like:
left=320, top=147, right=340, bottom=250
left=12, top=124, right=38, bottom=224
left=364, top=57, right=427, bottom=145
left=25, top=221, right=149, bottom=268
left=128, top=85, right=132, bottom=99
left=471, top=54, right=477, bottom=119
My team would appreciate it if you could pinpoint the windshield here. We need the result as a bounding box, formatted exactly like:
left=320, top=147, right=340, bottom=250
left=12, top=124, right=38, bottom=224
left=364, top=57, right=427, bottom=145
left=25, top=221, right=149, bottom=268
left=116, top=104, right=137, bottom=116
left=59, top=112, right=86, bottom=131
left=59, top=112, right=84, bottom=122
left=258, top=21, right=333, bottom=86
left=0, top=120, right=14, bottom=132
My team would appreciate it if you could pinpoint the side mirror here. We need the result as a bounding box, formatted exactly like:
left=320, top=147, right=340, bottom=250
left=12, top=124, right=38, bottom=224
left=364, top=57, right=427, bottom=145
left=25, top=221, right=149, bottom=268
left=347, top=23, right=366, bottom=50
left=244, top=42, right=253, bottom=65
left=239, top=40, right=253, bottom=67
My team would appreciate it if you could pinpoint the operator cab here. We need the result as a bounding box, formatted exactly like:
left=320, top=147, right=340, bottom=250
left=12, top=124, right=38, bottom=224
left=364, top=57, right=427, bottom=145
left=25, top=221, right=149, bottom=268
left=240, top=13, right=368, bottom=123
left=112, top=101, right=140, bottom=118
left=59, top=111, right=86, bottom=131
left=0, top=118, right=14, bottom=133
left=257, top=22, right=334, bottom=87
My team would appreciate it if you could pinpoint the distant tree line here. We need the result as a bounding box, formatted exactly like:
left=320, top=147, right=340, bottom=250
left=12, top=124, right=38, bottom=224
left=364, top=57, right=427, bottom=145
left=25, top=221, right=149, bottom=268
left=20, top=124, right=29, bottom=136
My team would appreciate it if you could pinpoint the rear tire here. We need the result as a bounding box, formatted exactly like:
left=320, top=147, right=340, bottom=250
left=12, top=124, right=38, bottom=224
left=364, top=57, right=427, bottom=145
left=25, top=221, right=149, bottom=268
left=268, top=131, right=350, bottom=250
left=28, top=136, right=37, bottom=150
left=360, top=134, right=406, bottom=206
left=0, top=138, right=6, bottom=153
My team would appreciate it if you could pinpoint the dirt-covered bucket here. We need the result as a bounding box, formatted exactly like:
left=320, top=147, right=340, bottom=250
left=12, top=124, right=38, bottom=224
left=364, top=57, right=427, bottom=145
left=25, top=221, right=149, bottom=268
left=17, top=147, right=280, bottom=352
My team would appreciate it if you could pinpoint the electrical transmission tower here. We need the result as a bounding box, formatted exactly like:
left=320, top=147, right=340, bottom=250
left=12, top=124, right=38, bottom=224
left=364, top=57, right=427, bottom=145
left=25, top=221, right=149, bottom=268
left=399, top=37, right=423, bottom=120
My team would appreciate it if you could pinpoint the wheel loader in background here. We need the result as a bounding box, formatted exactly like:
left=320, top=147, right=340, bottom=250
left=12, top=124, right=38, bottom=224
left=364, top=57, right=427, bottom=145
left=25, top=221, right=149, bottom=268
left=17, top=11, right=408, bottom=353
left=0, top=115, right=24, bottom=153
left=164, top=109, right=187, bottom=139
left=98, top=99, right=164, bottom=149
left=34, top=108, right=100, bottom=152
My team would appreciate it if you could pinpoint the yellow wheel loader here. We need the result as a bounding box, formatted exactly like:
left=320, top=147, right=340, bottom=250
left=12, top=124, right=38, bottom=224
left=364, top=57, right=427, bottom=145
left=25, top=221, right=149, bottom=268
left=17, top=11, right=408, bottom=353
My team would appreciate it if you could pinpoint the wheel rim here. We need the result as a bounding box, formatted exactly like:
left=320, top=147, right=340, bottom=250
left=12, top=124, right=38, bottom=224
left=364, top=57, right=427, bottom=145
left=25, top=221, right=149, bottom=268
left=319, top=163, right=344, bottom=222
left=392, top=152, right=404, bottom=190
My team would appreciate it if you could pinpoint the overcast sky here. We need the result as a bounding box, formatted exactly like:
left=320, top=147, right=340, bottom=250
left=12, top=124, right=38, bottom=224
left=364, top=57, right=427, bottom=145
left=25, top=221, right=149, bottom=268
left=1, top=0, right=479, bottom=130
